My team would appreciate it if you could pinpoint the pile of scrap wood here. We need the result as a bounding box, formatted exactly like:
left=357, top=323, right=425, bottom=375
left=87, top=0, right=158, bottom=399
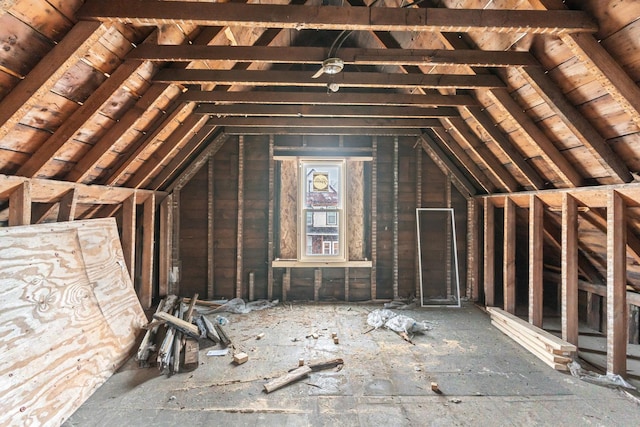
left=487, top=307, right=576, bottom=371
left=137, top=294, right=230, bottom=374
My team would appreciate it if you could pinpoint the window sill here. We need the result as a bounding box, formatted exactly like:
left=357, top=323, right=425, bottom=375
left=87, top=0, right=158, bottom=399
left=272, top=260, right=373, bottom=268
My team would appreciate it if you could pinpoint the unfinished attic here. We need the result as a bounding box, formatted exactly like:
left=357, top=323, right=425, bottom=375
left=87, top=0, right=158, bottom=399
left=2, top=0, right=640, bottom=424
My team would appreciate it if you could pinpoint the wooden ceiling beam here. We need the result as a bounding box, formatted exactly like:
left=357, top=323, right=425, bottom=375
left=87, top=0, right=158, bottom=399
left=78, top=1, right=596, bottom=34
left=223, top=127, right=421, bottom=136
left=430, top=127, right=497, bottom=193
left=519, top=66, right=632, bottom=184
left=129, top=45, right=539, bottom=68
left=180, top=90, right=476, bottom=106
left=16, top=60, right=146, bottom=178
left=465, top=106, right=546, bottom=190
left=126, top=114, right=210, bottom=189
left=100, top=103, right=196, bottom=186
left=206, top=117, right=442, bottom=128
left=196, top=104, right=458, bottom=118
left=0, top=174, right=161, bottom=205
left=0, top=22, right=105, bottom=142
left=154, top=69, right=505, bottom=90
left=443, top=117, right=520, bottom=192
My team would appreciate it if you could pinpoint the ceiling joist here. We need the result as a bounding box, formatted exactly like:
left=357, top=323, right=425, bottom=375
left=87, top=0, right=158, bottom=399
left=195, top=104, right=459, bottom=118
left=129, top=45, right=539, bottom=68
left=153, top=69, right=506, bottom=90
left=77, top=1, right=597, bottom=34
left=180, top=90, right=476, bottom=107
left=206, top=117, right=442, bottom=128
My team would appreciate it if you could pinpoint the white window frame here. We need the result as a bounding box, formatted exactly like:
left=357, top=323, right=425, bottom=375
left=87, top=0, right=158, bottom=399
left=298, top=159, right=346, bottom=262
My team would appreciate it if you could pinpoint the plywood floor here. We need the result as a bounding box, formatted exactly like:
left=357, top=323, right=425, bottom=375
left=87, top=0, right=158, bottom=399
left=64, top=303, right=640, bottom=426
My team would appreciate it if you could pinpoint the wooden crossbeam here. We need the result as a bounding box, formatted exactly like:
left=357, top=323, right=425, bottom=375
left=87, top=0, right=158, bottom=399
left=155, top=69, right=505, bottom=89
left=130, top=45, right=539, bottom=68
left=0, top=174, right=161, bottom=206
left=78, top=2, right=596, bottom=34
left=223, top=127, right=422, bottom=136
left=180, top=90, right=476, bottom=106
left=196, top=104, right=459, bottom=118
left=206, top=117, right=442, bottom=128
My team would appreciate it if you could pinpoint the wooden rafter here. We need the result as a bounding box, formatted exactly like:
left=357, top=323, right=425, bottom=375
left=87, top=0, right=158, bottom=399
left=131, top=45, right=539, bottom=68
left=0, top=22, right=105, bottom=142
left=419, top=133, right=478, bottom=196
left=519, top=66, right=632, bottom=184
left=443, top=117, right=519, bottom=192
left=16, top=60, right=146, bottom=178
left=154, top=69, right=506, bottom=89
left=77, top=2, right=597, bottom=34
left=430, top=127, right=497, bottom=194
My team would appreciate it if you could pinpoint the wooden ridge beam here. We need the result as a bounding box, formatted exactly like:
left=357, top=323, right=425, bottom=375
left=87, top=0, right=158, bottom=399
left=78, top=2, right=596, bottom=34
left=519, top=66, right=632, bottom=184
left=16, top=60, right=145, bottom=178
left=206, top=117, right=441, bottom=128
left=155, top=69, right=505, bottom=89
left=129, top=45, right=539, bottom=68
left=195, top=104, right=459, bottom=118
left=180, top=90, right=476, bottom=106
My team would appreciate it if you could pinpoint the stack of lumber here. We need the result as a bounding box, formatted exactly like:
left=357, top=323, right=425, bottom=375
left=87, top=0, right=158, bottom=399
left=487, top=307, right=576, bottom=371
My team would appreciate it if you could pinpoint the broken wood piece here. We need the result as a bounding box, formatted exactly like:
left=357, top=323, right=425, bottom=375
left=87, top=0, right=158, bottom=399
left=298, top=358, right=304, bottom=367
left=194, top=316, right=208, bottom=338
left=214, top=322, right=232, bottom=347
left=333, top=336, right=339, bottom=344
left=431, top=382, right=441, bottom=394
left=184, top=293, right=199, bottom=322
left=233, top=352, right=249, bottom=365
left=153, top=311, right=200, bottom=338
left=307, top=358, right=344, bottom=372
left=256, top=332, right=265, bottom=340
left=182, top=297, right=222, bottom=308
left=201, top=315, right=221, bottom=343
left=184, top=339, right=199, bottom=365
left=137, top=295, right=178, bottom=364
left=264, top=365, right=313, bottom=393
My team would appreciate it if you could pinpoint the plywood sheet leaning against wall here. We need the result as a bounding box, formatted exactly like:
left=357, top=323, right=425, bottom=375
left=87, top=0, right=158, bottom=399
left=0, top=218, right=147, bottom=426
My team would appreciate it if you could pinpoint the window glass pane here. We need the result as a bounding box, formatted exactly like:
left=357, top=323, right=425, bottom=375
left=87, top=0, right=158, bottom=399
left=304, top=209, right=339, bottom=257
left=303, top=164, right=341, bottom=209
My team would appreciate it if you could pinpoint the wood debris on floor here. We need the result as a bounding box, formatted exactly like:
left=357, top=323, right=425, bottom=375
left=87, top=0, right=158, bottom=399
left=487, top=307, right=577, bottom=371
left=136, top=294, right=231, bottom=375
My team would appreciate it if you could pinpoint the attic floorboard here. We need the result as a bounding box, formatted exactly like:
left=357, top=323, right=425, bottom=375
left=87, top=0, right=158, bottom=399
left=64, top=303, right=640, bottom=426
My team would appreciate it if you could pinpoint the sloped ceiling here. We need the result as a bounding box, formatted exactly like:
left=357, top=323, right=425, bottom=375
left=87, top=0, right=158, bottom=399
left=0, top=0, right=638, bottom=196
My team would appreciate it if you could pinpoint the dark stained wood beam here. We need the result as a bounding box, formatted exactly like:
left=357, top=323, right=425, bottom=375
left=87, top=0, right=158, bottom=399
left=195, top=104, right=459, bottom=118
left=519, top=66, right=632, bottom=184
left=130, top=45, right=539, bottom=68
left=206, top=117, right=441, bottom=128
left=154, top=69, right=506, bottom=89
left=223, top=127, right=421, bottom=136
left=78, top=2, right=596, bottom=34
left=180, top=90, right=476, bottom=106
